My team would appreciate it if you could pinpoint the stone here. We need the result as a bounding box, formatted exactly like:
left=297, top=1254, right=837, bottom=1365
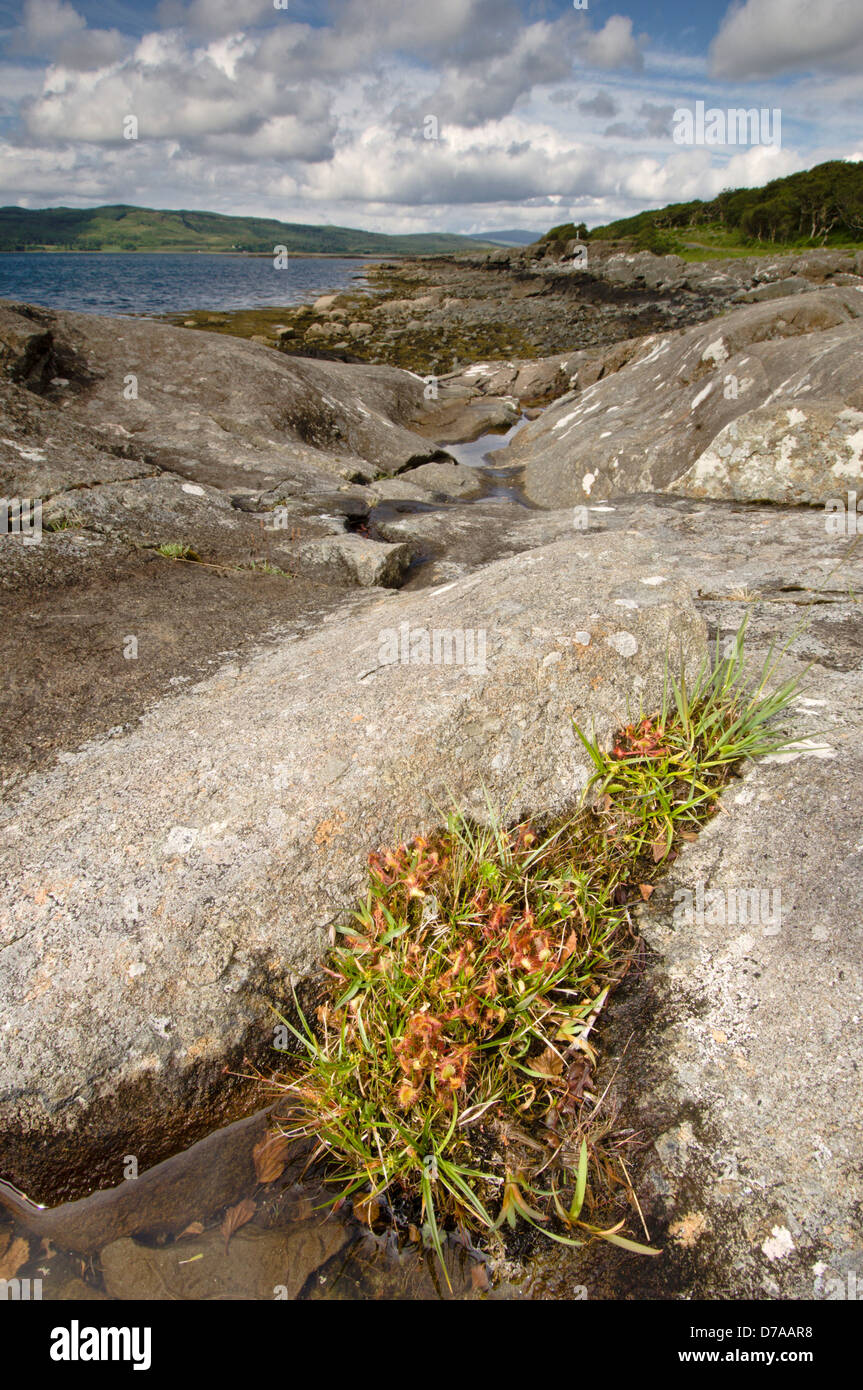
left=734, top=275, right=813, bottom=303
left=396, top=460, right=484, bottom=498
left=677, top=402, right=863, bottom=503
left=296, top=534, right=412, bottom=587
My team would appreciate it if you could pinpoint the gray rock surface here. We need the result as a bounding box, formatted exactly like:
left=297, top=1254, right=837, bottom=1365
left=4, top=271, right=863, bottom=1303
left=396, top=459, right=485, bottom=499
left=514, top=498, right=863, bottom=1300
left=0, top=534, right=704, bottom=1198
left=500, top=287, right=863, bottom=506
left=0, top=299, right=443, bottom=503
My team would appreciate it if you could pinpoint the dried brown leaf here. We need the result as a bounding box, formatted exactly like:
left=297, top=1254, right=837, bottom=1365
left=353, top=1194, right=381, bottom=1226
left=532, top=1045, right=564, bottom=1078
left=252, top=1133, right=292, bottom=1185
left=180, top=1222, right=204, bottom=1238
left=561, top=929, right=580, bottom=959
left=638, top=883, right=655, bottom=900
left=221, top=1198, right=255, bottom=1252
left=470, top=1262, right=490, bottom=1292
left=652, top=836, right=668, bottom=863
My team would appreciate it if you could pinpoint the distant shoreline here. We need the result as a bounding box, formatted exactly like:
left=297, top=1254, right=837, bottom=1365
left=0, top=249, right=396, bottom=260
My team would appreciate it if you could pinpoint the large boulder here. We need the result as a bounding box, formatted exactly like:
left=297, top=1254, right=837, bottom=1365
left=0, top=534, right=705, bottom=1200
left=677, top=401, right=863, bottom=503
left=502, top=287, right=863, bottom=506
left=0, top=300, right=445, bottom=499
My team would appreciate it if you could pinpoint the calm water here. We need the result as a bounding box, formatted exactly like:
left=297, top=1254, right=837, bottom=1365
left=0, top=252, right=380, bottom=316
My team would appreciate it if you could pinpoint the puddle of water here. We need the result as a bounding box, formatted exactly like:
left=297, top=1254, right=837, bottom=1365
left=357, top=418, right=535, bottom=572
left=443, top=415, right=528, bottom=469
left=444, top=417, right=532, bottom=505
left=0, top=1109, right=490, bottom=1301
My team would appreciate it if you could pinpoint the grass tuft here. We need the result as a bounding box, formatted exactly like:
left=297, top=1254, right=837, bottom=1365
left=265, top=618, right=805, bottom=1275
left=153, top=541, right=199, bottom=561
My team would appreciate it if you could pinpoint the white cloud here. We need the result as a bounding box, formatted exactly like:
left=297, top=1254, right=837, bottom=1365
left=8, top=0, right=127, bottom=72
left=156, top=0, right=276, bottom=38
left=0, top=2, right=851, bottom=233
left=15, top=0, right=86, bottom=49
left=410, top=19, right=579, bottom=129
left=577, top=16, right=644, bottom=72
left=710, top=0, right=863, bottom=78
left=21, top=33, right=337, bottom=160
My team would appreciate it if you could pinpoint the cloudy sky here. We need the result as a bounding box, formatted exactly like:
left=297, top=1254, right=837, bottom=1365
left=0, top=0, right=860, bottom=234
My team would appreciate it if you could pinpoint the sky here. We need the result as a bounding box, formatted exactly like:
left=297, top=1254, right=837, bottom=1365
left=0, top=0, right=860, bottom=234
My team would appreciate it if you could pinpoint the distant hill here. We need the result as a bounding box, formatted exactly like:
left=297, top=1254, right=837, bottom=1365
left=0, top=205, right=497, bottom=256
left=469, top=230, right=543, bottom=246
left=582, top=160, right=863, bottom=256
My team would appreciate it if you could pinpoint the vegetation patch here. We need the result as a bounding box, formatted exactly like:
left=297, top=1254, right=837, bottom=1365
left=266, top=622, right=803, bottom=1276
left=153, top=541, right=199, bottom=561
left=588, top=158, right=863, bottom=253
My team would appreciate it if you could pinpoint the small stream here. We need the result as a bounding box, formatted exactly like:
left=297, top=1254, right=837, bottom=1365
left=441, top=415, right=531, bottom=503
left=366, top=416, right=532, bottom=535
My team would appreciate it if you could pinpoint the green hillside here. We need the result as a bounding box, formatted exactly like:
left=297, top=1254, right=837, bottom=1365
left=0, top=204, right=495, bottom=255
left=574, top=160, right=863, bottom=258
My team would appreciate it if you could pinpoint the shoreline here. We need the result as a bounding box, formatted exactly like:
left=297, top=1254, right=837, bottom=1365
left=0, top=248, right=395, bottom=259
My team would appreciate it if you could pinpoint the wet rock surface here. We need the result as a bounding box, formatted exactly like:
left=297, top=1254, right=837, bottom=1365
left=99, top=1221, right=350, bottom=1301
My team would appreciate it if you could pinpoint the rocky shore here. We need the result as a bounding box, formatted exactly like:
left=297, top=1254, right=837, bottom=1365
left=171, top=240, right=863, bottom=376
left=2, top=239, right=863, bottom=1299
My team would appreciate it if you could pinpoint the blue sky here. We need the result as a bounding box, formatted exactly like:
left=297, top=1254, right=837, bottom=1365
left=0, top=0, right=860, bottom=233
